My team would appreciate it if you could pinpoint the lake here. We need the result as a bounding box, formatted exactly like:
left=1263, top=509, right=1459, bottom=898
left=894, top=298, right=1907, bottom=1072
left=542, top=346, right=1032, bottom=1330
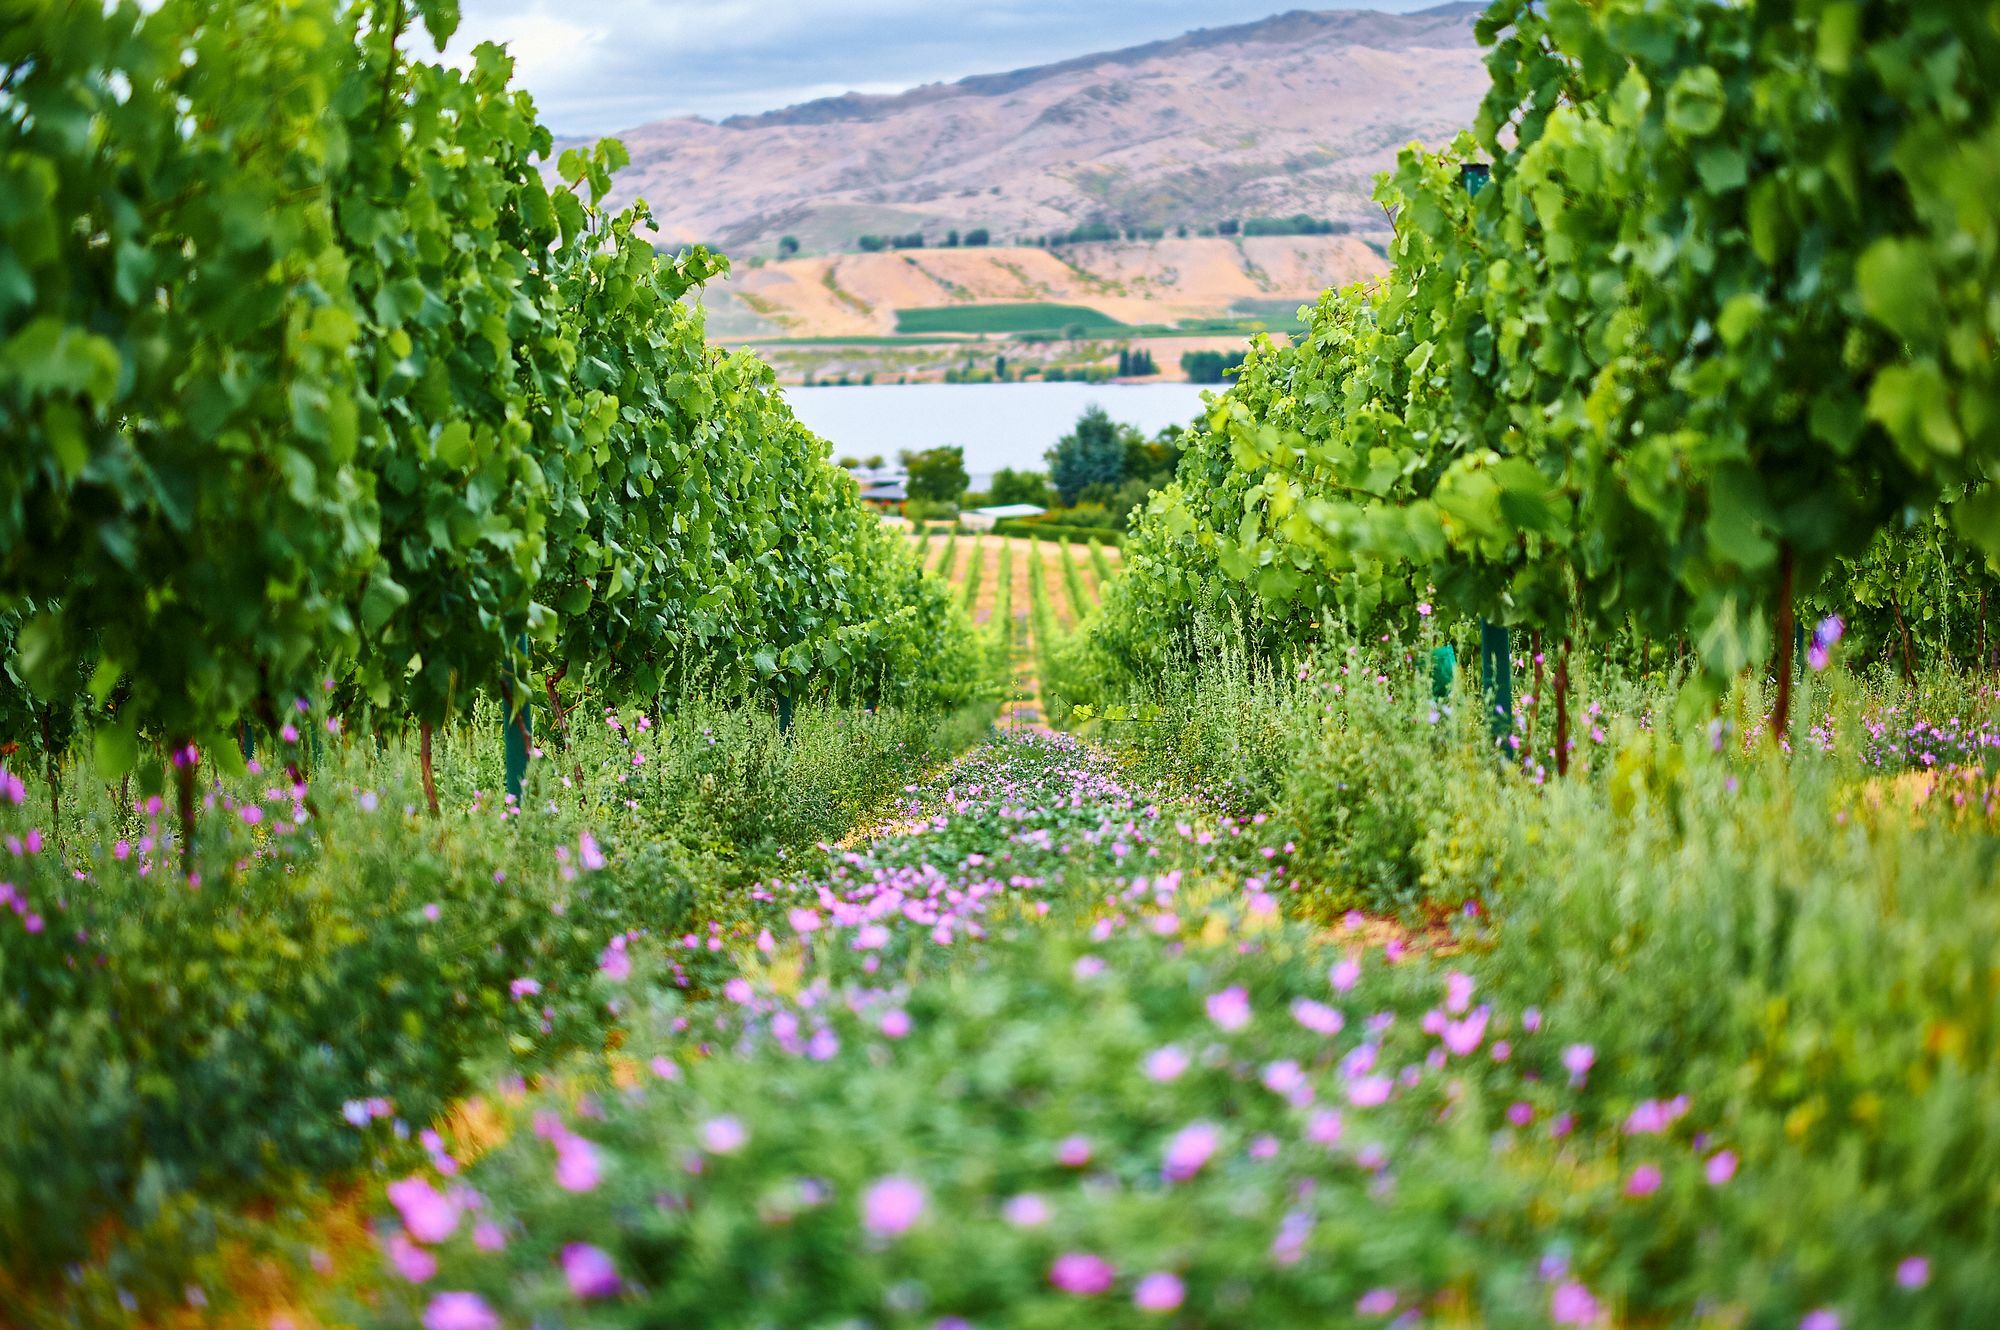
left=784, top=383, right=1216, bottom=485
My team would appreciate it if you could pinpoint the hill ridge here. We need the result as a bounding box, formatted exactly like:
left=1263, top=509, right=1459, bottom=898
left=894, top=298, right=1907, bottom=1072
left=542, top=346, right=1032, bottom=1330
left=716, top=4, right=1487, bottom=130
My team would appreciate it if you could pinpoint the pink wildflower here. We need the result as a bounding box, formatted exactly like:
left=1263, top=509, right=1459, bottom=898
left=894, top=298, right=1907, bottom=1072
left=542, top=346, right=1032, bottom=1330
left=422, top=1293, right=500, bottom=1330
left=385, top=1176, right=461, bottom=1244
left=1133, top=1272, right=1185, bottom=1312
left=554, top=1134, right=603, bottom=1192
left=862, top=1176, right=926, bottom=1237
left=1562, top=1043, right=1595, bottom=1086
left=386, top=1232, right=438, bottom=1283
left=1049, top=1252, right=1116, bottom=1295
left=1162, top=1122, right=1220, bottom=1182
left=700, top=1115, right=748, bottom=1155
left=1205, top=985, right=1251, bottom=1031
left=1356, top=1288, right=1398, bottom=1316
left=1002, top=1193, right=1051, bottom=1227
left=1551, top=1281, right=1600, bottom=1325
left=561, top=1242, right=621, bottom=1299
left=1290, top=997, right=1344, bottom=1035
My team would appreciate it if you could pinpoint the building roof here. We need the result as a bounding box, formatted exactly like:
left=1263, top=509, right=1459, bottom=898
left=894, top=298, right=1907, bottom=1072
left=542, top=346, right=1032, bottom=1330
left=972, top=503, right=1047, bottom=519
left=860, top=482, right=908, bottom=502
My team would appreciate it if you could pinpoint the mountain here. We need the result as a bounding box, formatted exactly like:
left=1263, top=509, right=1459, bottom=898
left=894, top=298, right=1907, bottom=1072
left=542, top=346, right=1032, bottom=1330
left=579, top=4, right=1489, bottom=256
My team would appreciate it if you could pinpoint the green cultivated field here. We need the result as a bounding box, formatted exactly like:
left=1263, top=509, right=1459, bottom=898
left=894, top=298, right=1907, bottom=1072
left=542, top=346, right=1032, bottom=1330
left=894, top=302, right=1130, bottom=335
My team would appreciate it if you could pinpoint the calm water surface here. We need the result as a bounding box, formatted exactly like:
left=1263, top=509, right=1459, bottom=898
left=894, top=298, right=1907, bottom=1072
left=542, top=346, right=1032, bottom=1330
left=784, top=383, right=1215, bottom=482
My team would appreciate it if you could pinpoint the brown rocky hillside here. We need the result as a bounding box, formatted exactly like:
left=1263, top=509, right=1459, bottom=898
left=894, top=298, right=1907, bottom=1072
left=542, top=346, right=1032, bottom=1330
left=575, top=4, right=1488, bottom=257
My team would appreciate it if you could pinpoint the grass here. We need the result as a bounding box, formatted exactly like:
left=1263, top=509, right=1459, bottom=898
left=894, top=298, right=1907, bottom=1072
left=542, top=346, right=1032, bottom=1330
left=894, top=303, right=1130, bottom=336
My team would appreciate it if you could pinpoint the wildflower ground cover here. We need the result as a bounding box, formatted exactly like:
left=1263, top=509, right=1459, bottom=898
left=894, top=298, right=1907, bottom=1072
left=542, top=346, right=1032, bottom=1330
left=335, top=671, right=1999, bottom=1330
left=0, top=697, right=989, bottom=1323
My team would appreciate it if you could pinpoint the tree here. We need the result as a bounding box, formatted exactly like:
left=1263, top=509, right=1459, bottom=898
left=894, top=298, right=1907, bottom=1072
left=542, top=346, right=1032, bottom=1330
left=778, top=235, right=800, bottom=258
left=1047, top=407, right=1130, bottom=506
left=1180, top=350, right=1246, bottom=384
left=966, top=228, right=991, bottom=247
left=946, top=230, right=960, bottom=248
left=990, top=469, right=1054, bottom=508
left=904, top=447, right=969, bottom=505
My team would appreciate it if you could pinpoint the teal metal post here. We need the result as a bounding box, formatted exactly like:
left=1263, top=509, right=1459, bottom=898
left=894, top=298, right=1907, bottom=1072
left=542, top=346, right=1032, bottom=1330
left=1479, top=620, right=1514, bottom=749
left=1429, top=644, right=1457, bottom=702
left=503, top=638, right=532, bottom=805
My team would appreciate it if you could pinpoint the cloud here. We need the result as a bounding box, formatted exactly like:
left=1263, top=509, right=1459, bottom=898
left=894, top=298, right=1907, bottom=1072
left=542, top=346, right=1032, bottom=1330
left=447, top=0, right=1438, bottom=134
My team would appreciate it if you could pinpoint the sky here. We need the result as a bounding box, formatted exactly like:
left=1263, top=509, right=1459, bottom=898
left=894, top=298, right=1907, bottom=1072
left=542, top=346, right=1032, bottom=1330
left=444, top=0, right=1445, bottom=135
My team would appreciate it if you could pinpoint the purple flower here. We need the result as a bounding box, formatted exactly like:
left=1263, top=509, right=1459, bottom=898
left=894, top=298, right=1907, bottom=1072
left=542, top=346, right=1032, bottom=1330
left=1799, top=1311, right=1840, bottom=1330
left=578, top=832, right=607, bottom=871
left=598, top=938, right=632, bottom=982
left=1133, top=1272, right=1185, bottom=1312
left=1206, top=985, right=1251, bottom=1031
left=1330, top=957, right=1361, bottom=992
left=385, top=1176, right=461, bottom=1244
left=1144, top=1045, right=1190, bottom=1081
left=561, top=1242, right=621, bottom=1299
left=1162, top=1121, right=1220, bottom=1182
left=880, top=1008, right=912, bottom=1038
left=1895, top=1255, right=1931, bottom=1289
left=862, top=1176, right=926, bottom=1237
left=1444, top=971, right=1474, bottom=1014
left=1625, top=1163, right=1662, bottom=1197
left=509, top=977, right=541, bottom=1000
left=422, top=1292, right=500, bottom=1330
left=1049, top=1252, right=1116, bottom=1296
left=1057, top=1134, right=1092, bottom=1167
left=1704, top=1150, right=1738, bottom=1185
